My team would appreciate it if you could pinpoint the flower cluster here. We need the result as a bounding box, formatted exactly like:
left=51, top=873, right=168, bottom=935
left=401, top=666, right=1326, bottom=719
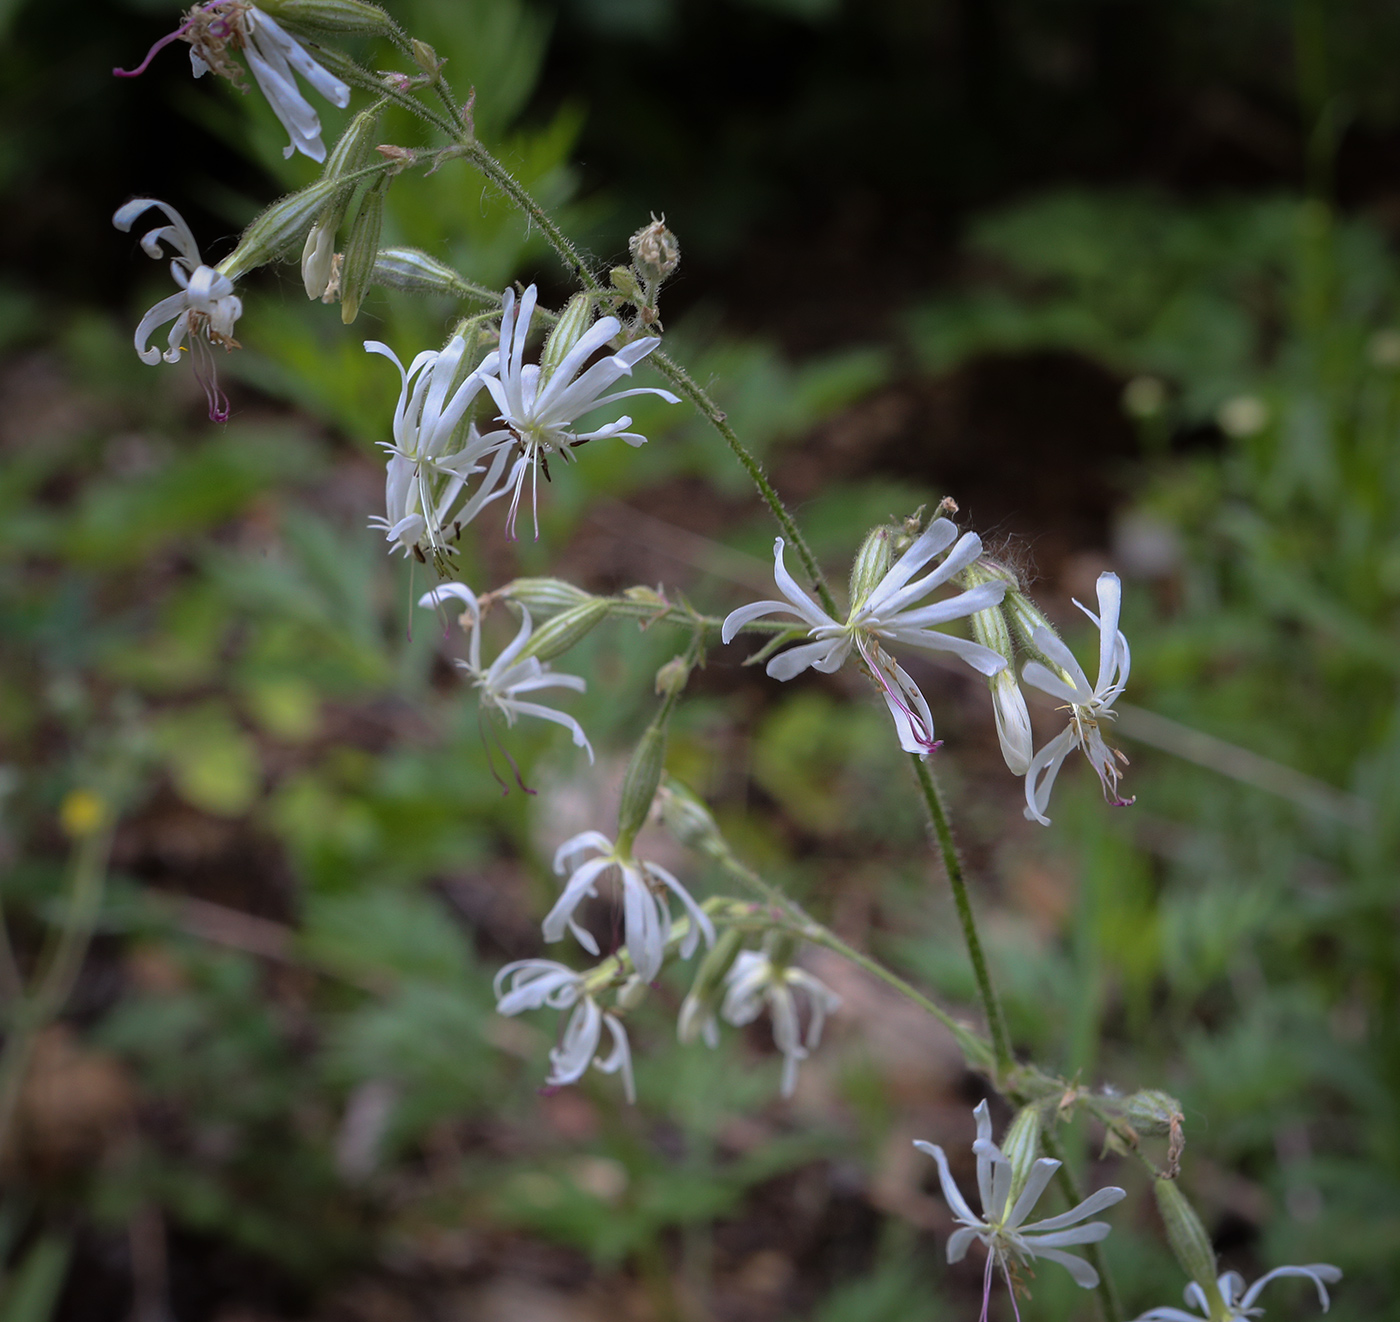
left=722, top=522, right=1136, bottom=823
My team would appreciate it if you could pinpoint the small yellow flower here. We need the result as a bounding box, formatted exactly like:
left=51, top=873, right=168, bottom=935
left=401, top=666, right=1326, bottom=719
left=59, top=790, right=107, bottom=838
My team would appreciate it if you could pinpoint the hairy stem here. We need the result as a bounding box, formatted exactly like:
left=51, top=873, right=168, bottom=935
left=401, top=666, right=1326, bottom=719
left=461, top=142, right=602, bottom=296
left=910, top=755, right=1014, bottom=1079
left=1041, top=1128, right=1122, bottom=1322
left=649, top=350, right=838, bottom=619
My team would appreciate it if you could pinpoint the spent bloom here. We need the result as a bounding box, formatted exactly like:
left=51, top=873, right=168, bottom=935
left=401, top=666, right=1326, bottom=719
left=916, top=1100, right=1125, bottom=1315
left=476, top=285, right=679, bottom=540
left=543, top=831, right=714, bottom=984
left=717, top=950, right=841, bottom=1097
left=1021, top=571, right=1132, bottom=825
left=721, top=519, right=1008, bottom=756
left=418, top=584, right=592, bottom=777
left=493, top=959, right=634, bottom=1103
left=367, top=337, right=509, bottom=564
left=116, top=2, right=351, bottom=162
left=113, top=198, right=243, bottom=422
left=1135, top=1265, right=1342, bottom=1322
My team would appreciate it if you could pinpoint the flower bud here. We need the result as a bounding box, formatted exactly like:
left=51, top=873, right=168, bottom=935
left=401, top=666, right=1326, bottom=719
left=1122, top=1089, right=1185, bottom=1138
left=849, top=525, right=893, bottom=611
left=678, top=927, right=744, bottom=1044
left=410, top=38, right=446, bottom=79
left=1153, top=1178, right=1221, bottom=1300
left=339, top=176, right=388, bottom=323
left=654, top=655, right=691, bottom=698
left=658, top=778, right=728, bottom=860
left=372, top=247, right=470, bottom=297
left=302, top=220, right=337, bottom=299
left=610, top=266, right=644, bottom=303
left=762, top=928, right=799, bottom=971
left=219, top=178, right=344, bottom=281
left=257, top=0, right=396, bottom=33
left=499, top=578, right=597, bottom=618
left=616, top=721, right=669, bottom=848
left=518, top=598, right=610, bottom=662
left=629, top=217, right=680, bottom=285
left=540, top=294, right=595, bottom=384
left=1000, top=1107, right=1043, bottom=1208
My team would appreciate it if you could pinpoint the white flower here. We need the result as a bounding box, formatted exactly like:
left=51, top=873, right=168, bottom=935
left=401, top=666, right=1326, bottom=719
left=721, top=520, right=1008, bottom=756
left=916, top=1100, right=1125, bottom=1305
left=542, top=831, right=714, bottom=983
left=493, top=959, right=635, bottom=1103
left=418, top=583, right=593, bottom=769
left=718, top=951, right=841, bottom=1097
left=1021, top=571, right=1132, bottom=825
left=476, top=286, right=680, bottom=540
left=1135, top=1265, right=1342, bottom=1322
left=367, top=337, right=509, bottom=563
left=116, top=3, right=350, bottom=161
left=112, top=198, right=243, bottom=422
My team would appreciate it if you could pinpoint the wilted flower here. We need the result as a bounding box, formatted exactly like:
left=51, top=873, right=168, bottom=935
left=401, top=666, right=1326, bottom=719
left=115, top=2, right=351, bottom=162
left=718, top=950, right=841, bottom=1097
left=721, top=520, right=1008, bottom=756
left=476, top=285, right=679, bottom=540
left=367, top=337, right=509, bottom=564
left=1021, top=571, right=1132, bottom=825
left=418, top=584, right=592, bottom=780
left=493, top=959, right=635, bottom=1103
left=1135, top=1265, right=1342, bottom=1322
left=543, top=830, right=714, bottom=983
left=916, top=1100, right=1125, bottom=1315
left=112, top=198, right=243, bottom=422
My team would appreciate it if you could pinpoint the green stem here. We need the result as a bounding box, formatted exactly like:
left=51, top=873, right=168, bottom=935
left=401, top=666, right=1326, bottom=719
left=910, top=755, right=1014, bottom=1079
left=1041, top=1128, right=1122, bottom=1322
left=461, top=142, right=602, bottom=296
left=649, top=350, right=839, bottom=620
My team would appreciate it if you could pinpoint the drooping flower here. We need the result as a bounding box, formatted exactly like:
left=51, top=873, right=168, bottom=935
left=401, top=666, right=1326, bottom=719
left=493, top=959, right=635, bottom=1103
left=475, top=286, right=680, bottom=540
left=1134, top=1265, right=1342, bottom=1322
left=720, top=520, right=1008, bottom=756
left=542, top=831, right=714, bottom=984
left=115, top=2, right=350, bottom=162
left=418, top=584, right=593, bottom=778
left=367, top=337, right=509, bottom=564
left=718, top=950, right=841, bottom=1097
left=112, top=198, right=243, bottom=422
left=916, top=1101, right=1125, bottom=1318
left=1021, top=571, right=1132, bottom=825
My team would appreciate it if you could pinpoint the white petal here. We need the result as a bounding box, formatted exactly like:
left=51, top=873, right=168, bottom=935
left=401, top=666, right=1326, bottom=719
left=767, top=638, right=846, bottom=682
left=1031, top=1247, right=1100, bottom=1289
left=1023, top=1185, right=1126, bottom=1232
left=1003, top=1158, right=1061, bottom=1230
left=722, top=599, right=806, bottom=644
left=912, top=1141, right=982, bottom=1227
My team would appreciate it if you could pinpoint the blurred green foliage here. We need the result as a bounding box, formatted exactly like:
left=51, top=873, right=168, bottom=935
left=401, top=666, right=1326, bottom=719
left=2, top=0, right=1400, bottom=1319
